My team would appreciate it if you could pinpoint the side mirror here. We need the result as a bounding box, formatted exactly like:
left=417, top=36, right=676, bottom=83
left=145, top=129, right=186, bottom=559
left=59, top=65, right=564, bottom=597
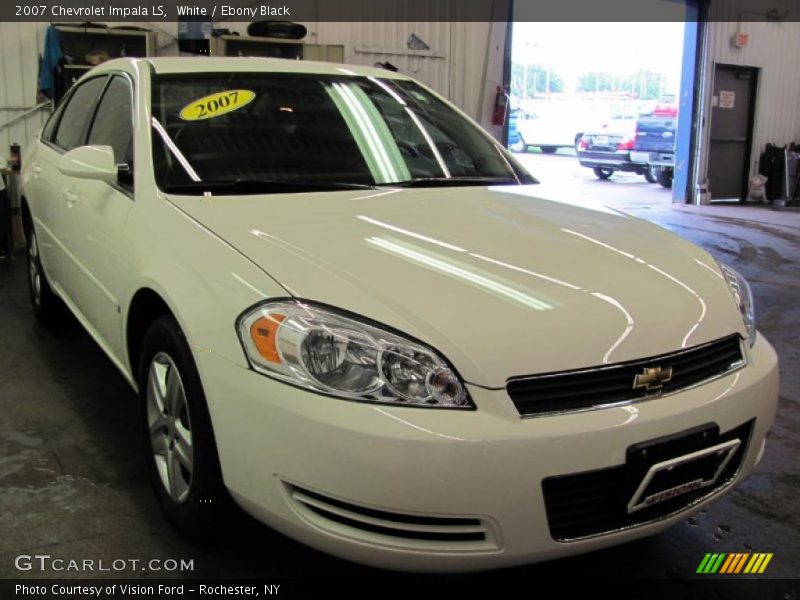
left=57, top=145, right=117, bottom=183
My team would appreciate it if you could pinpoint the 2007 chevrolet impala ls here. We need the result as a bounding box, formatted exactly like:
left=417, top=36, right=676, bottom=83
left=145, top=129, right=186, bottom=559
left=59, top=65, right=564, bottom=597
left=20, top=58, right=778, bottom=571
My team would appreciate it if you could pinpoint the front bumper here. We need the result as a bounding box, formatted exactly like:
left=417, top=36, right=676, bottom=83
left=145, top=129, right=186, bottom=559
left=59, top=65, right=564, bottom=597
left=197, top=334, right=779, bottom=572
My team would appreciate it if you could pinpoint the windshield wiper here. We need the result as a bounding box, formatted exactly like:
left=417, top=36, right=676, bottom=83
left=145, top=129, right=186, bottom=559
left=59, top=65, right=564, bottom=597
left=383, top=177, right=521, bottom=188
left=163, top=179, right=376, bottom=195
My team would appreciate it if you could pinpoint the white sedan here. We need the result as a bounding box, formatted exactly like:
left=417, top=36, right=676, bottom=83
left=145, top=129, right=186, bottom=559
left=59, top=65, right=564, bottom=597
left=21, top=58, right=778, bottom=572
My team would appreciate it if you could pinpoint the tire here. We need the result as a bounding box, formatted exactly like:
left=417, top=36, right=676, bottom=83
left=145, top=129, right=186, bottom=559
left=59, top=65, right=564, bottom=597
left=644, top=167, right=658, bottom=184
left=27, top=227, right=63, bottom=325
left=139, top=315, right=231, bottom=539
left=593, top=167, right=614, bottom=180
left=247, top=21, right=307, bottom=39
left=540, top=146, right=558, bottom=154
left=657, top=168, right=673, bottom=189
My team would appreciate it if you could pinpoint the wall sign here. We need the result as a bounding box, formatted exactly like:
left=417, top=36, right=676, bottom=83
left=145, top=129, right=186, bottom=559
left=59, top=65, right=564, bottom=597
left=719, top=90, right=735, bottom=109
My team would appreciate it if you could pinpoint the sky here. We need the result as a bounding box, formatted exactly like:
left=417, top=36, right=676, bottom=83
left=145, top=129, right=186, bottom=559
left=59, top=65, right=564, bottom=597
left=511, top=21, right=686, bottom=93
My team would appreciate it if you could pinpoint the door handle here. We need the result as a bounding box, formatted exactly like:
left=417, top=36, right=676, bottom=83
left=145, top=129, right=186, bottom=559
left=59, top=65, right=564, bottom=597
left=63, top=188, right=78, bottom=207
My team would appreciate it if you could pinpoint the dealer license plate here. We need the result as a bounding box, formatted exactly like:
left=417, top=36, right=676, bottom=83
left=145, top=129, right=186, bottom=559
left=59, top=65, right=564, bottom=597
left=626, top=439, right=740, bottom=513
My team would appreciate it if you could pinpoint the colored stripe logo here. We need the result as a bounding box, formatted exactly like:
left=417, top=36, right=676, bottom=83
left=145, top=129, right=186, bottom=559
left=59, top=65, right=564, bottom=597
left=696, top=553, right=773, bottom=574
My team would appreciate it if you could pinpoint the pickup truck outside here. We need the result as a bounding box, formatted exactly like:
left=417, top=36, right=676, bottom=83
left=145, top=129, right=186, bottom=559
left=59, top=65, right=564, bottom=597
left=630, top=113, right=677, bottom=189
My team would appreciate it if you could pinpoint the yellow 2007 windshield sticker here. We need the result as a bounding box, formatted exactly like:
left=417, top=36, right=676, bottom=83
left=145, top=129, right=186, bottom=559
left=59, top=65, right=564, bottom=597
left=179, top=90, right=256, bottom=121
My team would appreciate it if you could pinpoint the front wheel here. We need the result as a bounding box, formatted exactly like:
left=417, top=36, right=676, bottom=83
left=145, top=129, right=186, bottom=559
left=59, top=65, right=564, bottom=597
left=140, top=315, right=231, bottom=539
left=644, top=166, right=658, bottom=184
left=593, top=167, right=614, bottom=180
left=657, top=168, right=673, bottom=189
left=27, top=228, right=63, bottom=325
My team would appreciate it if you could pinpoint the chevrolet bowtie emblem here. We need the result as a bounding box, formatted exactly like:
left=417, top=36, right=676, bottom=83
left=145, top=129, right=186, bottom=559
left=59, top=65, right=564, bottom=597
left=633, top=366, right=673, bottom=392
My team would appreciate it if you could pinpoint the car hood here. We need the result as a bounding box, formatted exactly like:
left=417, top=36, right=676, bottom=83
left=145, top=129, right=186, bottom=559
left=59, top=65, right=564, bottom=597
left=167, top=185, right=745, bottom=388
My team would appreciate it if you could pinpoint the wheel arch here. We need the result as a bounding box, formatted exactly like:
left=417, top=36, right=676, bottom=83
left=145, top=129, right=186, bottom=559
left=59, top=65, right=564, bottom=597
left=126, top=287, right=179, bottom=382
left=20, top=196, right=32, bottom=238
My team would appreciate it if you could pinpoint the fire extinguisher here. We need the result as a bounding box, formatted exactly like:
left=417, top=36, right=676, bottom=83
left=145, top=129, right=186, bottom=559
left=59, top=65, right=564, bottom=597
left=492, top=85, right=509, bottom=126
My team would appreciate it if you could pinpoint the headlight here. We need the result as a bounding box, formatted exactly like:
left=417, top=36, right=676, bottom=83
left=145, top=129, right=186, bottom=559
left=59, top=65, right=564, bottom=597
left=718, top=262, right=756, bottom=346
left=237, top=301, right=473, bottom=409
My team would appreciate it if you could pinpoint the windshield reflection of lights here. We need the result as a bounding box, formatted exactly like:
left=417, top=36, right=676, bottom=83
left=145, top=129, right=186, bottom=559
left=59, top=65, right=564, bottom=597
left=152, top=117, right=201, bottom=182
left=357, top=215, right=467, bottom=252
left=331, top=82, right=401, bottom=183
left=366, top=237, right=553, bottom=311
left=562, top=227, right=707, bottom=347
left=367, top=77, right=407, bottom=105
left=372, top=407, right=469, bottom=441
left=403, top=107, right=451, bottom=178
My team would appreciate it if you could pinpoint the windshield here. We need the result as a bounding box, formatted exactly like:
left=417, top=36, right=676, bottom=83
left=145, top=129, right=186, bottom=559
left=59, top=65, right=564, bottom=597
left=150, top=72, right=531, bottom=194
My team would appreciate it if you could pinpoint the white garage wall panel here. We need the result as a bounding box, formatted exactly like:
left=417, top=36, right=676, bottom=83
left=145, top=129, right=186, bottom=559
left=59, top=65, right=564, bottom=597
left=0, top=22, right=50, bottom=156
left=698, top=0, right=800, bottom=189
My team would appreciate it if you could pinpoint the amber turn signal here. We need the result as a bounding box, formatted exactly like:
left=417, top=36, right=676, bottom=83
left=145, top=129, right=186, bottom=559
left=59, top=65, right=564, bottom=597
left=250, top=314, right=286, bottom=363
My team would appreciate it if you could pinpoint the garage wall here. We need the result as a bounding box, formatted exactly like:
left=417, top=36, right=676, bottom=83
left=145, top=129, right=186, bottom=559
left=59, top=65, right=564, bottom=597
left=0, top=18, right=506, bottom=156
left=696, top=0, right=800, bottom=196
left=0, top=22, right=50, bottom=158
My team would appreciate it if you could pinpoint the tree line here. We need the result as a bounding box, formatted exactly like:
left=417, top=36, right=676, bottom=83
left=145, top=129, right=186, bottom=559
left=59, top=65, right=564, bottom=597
left=511, top=64, right=668, bottom=99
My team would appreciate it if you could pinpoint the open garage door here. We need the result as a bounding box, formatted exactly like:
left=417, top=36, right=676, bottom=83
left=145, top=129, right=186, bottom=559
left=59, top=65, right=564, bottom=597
left=507, top=1, right=700, bottom=208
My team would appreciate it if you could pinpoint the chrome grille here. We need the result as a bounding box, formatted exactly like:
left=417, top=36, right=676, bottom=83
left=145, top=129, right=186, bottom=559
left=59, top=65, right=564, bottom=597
left=507, top=335, right=744, bottom=417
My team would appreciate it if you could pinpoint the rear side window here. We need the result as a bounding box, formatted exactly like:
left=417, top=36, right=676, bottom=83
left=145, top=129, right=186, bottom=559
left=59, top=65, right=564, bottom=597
left=41, top=99, right=67, bottom=142
left=88, top=76, right=134, bottom=166
left=53, top=76, right=108, bottom=151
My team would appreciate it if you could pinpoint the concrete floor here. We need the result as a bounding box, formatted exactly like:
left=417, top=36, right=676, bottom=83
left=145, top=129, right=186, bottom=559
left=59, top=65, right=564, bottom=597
left=0, top=196, right=798, bottom=582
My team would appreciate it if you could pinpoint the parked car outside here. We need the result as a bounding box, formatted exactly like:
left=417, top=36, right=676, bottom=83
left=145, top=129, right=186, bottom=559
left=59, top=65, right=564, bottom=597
left=578, top=120, right=658, bottom=182
left=21, top=57, right=778, bottom=572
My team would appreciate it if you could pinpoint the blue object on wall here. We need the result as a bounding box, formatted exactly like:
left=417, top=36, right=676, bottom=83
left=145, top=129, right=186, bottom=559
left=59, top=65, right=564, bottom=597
left=38, top=26, right=63, bottom=99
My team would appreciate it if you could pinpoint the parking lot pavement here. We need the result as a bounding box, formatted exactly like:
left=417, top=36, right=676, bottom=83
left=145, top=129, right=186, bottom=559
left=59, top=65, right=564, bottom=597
left=513, top=150, right=673, bottom=209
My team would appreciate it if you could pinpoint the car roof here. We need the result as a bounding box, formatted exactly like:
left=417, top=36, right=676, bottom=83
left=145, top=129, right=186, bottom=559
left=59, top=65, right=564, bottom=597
left=92, top=57, right=409, bottom=80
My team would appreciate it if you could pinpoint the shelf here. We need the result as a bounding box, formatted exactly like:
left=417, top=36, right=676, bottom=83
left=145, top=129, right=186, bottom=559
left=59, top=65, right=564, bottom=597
left=215, top=34, right=304, bottom=45
left=52, top=25, right=154, bottom=101
left=54, top=26, right=153, bottom=38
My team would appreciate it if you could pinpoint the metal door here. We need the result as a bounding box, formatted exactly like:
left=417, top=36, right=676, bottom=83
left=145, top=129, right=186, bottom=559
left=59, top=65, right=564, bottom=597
left=708, top=64, right=757, bottom=200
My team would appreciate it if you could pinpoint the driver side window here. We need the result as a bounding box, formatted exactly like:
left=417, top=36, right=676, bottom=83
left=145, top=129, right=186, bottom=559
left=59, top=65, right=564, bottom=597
left=87, top=75, right=134, bottom=190
left=52, top=76, right=108, bottom=151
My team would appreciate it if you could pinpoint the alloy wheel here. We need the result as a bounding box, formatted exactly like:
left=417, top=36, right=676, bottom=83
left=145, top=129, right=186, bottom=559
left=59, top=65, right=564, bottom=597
left=28, top=232, right=41, bottom=306
left=147, top=352, right=194, bottom=504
